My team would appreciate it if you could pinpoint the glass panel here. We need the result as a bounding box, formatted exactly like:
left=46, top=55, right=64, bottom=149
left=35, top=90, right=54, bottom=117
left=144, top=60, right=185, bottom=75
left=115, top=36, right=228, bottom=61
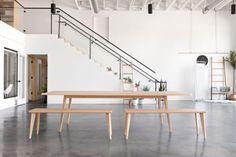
left=4, top=48, right=18, bottom=99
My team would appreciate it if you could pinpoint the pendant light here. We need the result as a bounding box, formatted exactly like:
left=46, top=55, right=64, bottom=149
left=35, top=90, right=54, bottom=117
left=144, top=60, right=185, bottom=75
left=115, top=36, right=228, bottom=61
left=231, top=0, right=235, bottom=14
left=148, top=3, right=153, bottom=14
left=51, top=0, right=56, bottom=14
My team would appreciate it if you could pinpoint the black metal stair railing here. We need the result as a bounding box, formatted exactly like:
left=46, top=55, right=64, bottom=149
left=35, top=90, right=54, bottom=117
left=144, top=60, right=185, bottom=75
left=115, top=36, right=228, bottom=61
left=2, top=0, right=167, bottom=91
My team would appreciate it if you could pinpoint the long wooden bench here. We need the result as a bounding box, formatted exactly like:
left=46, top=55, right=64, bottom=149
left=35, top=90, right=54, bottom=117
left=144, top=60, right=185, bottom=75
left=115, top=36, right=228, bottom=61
left=29, top=108, right=112, bottom=140
left=124, top=109, right=206, bottom=139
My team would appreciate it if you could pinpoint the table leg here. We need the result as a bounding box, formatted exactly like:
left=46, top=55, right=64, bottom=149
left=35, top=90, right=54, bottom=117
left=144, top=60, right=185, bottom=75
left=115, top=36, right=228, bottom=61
left=158, top=97, right=163, bottom=125
left=67, top=98, right=72, bottom=125
left=164, top=96, right=172, bottom=132
left=36, top=113, right=41, bottom=135
left=29, top=113, right=36, bottom=139
left=200, top=113, right=207, bottom=138
left=195, top=113, right=199, bottom=136
left=125, top=113, right=131, bottom=140
left=106, top=113, right=112, bottom=140
left=59, top=96, right=67, bottom=132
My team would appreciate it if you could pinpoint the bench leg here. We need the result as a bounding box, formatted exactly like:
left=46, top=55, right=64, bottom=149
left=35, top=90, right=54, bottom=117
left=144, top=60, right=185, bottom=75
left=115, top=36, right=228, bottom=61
left=29, top=113, right=36, bottom=139
left=195, top=113, right=199, bottom=136
left=36, top=113, right=41, bottom=135
left=158, top=98, right=163, bottom=125
left=106, top=113, right=112, bottom=140
left=200, top=113, right=207, bottom=138
left=125, top=113, right=131, bottom=140
left=67, top=98, right=72, bottom=125
left=164, top=97, right=172, bottom=132
left=124, top=113, right=127, bottom=135
left=59, top=96, right=67, bottom=132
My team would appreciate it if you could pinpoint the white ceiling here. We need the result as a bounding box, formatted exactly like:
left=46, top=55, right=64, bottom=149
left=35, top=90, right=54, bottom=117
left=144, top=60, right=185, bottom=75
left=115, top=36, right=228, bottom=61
left=60, top=0, right=233, bottom=11
left=21, top=0, right=234, bottom=12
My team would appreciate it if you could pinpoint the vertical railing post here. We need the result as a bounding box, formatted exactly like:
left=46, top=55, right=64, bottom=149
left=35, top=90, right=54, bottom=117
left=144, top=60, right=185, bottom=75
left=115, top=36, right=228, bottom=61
left=119, top=56, right=122, bottom=80
left=58, top=15, right=61, bottom=38
left=89, top=36, right=92, bottom=59
left=155, top=80, right=157, bottom=92
left=50, top=13, right=52, bottom=34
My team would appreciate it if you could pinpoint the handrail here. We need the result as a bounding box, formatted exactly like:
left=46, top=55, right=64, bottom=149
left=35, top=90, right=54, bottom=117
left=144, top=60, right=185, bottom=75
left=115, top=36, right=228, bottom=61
left=58, top=15, right=157, bottom=81
left=59, top=20, right=158, bottom=83
left=12, top=0, right=156, bottom=74
left=57, top=8, right=156, bottom=74
left=10, top=0, right=167, bottom=90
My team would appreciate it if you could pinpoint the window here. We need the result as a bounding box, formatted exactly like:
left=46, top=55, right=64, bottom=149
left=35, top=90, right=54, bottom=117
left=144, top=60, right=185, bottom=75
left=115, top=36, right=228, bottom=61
left=4, top=48, right=18, bottom=99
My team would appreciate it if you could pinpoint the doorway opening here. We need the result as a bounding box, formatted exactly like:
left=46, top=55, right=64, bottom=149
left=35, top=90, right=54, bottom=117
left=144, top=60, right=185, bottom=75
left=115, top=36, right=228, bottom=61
left=28, top=55, right=48, bottom=102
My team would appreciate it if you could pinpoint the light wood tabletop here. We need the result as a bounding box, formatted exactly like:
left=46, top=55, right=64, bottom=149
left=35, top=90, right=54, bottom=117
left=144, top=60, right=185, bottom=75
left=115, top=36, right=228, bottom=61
left=42, top=91, right=191, bottom=98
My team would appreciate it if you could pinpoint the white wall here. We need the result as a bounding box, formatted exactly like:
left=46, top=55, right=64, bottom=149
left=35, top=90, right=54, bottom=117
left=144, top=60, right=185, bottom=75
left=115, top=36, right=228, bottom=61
left=24, top=34, right=122, bottom=104
left=0, top=21, right=26, bottom=110
left=15, top=0, right=236, bottom=100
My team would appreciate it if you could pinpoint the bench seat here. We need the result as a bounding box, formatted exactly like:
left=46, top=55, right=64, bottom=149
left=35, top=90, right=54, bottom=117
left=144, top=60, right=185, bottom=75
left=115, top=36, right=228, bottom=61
left=29, top=108, right=112, bottom=140
left=124, top=109, right=206, bottom=139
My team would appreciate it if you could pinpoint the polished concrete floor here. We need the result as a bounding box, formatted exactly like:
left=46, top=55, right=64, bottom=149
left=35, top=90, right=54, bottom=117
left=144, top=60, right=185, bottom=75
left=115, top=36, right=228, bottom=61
left=0, top=100, right=236, bottom=157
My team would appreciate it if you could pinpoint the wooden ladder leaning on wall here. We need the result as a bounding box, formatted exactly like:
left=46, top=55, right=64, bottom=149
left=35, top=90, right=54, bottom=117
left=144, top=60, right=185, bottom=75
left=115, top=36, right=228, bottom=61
left=210, top=57, right=227, bottom=100
left=122, top=63, right=134, bottom=104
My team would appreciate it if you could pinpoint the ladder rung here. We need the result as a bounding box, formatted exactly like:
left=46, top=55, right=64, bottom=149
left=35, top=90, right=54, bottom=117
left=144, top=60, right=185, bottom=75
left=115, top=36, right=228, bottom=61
left=212, top=62, right=223, bottom=63
left=212, top=81, right=224, bottom=82
left=212, top=68, right=223, bottom=69
left=212, top=74, right=223, bottom=76
left=123, top=73, right=133, bottom=74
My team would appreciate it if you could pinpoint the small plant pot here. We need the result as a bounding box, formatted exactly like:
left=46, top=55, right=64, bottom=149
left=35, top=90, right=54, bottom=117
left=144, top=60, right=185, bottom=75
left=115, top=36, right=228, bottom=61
left=138, top=99, right=144, bottom=105
left=42, top=95, right=47, bottom=104
left=229, top=94, right=236, bottom=100
left=132, top=99, right=139, bottom=106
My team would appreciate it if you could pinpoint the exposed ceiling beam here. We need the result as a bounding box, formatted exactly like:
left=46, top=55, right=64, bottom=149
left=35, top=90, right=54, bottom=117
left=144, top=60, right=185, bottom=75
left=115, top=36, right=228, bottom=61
left=74, top=0, right=89, bottom=10
left=89, top=0, right=99, bottom=13
left=116, top=0, right=119, bottom=10
left=75, top=0, right=80, bottom=10
left=103, top=0, right=106, bottom=9
left=142, top=0, right=148, bottom=10
left=215, top=0, right=232, bottom=10
left=179, top=0, right=189, bottom=10
left=166, top=0, right=177, bottom=10
left=154, top=0, right=162, bottom=10
left=129, top=0, right=135, bottom=10
left=202, top=0, right=226, bottom=14
left=193, top=0, right=205, bottom=9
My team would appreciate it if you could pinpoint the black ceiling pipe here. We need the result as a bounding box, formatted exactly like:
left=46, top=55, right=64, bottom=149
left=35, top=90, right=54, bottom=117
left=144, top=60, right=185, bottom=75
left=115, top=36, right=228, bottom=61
left=231, top=3, right=235, bottom=14
left=148, top=3, right=152, bottom=14
left=51, top=2, right=56, bottom=14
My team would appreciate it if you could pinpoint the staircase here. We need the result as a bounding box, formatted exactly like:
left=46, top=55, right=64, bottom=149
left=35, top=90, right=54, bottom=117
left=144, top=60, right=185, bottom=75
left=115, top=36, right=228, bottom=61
left=11, top=0, right=167, bottom=91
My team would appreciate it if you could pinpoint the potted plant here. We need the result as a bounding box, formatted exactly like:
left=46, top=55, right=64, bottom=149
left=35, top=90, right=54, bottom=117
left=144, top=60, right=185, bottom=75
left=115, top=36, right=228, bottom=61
left=226, top=51, right=236, bottom=100
left=159, top=80, right=167, bottom=91
left=41, top=83, right=47, bottom=103
left=134, top=81, right=140, bottom=91
left=139, top=85, right=151, bottom=105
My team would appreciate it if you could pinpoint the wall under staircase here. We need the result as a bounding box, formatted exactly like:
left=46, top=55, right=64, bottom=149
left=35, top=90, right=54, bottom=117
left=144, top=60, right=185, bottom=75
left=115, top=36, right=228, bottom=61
left=24, top=34, right=126, bottom=104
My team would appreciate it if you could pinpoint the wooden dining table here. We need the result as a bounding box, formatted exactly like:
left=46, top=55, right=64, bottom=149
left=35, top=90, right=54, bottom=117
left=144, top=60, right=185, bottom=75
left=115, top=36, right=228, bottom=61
left=42, top=91, right=191, bottom=132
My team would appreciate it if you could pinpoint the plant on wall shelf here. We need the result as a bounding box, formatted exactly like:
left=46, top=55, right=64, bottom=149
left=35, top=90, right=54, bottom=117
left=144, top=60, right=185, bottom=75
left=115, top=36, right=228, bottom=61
left=123, top=77, right=133, bottom=83
left=226, top=51, right=236, bottom=100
